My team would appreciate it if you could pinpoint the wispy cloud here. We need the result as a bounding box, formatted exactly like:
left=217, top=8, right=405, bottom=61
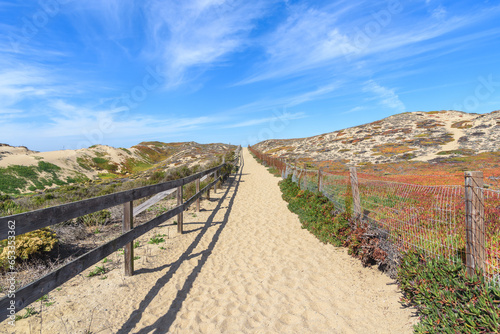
left=240, top=4, right=357, bottom=84
left=0, top=66, right=57, bottom=109
left=431, top=5, right=447, bottom=20
left=228, top=83, right=341, bottom=116
left=363, top=80, right=405, bottom=112
left=241, top=2, right=500, bottom=84
left=144, top=0, right=274, bottom=88
left=223, top=112, right=306, bottom=128
left=1, top=98, right=221, bottom=150
left=46, top=100, right=219, bottom=139
left=341, top=106, right=364, bottom=114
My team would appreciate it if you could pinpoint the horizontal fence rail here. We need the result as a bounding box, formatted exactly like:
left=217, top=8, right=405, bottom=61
left=0, top=147, right=241, bottom=319
left=249, top=146, right=500, bottom=285
left=0, top=165, right=223, bottom=240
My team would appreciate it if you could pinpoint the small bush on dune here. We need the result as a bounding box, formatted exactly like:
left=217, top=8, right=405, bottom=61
left=77, top=210, right=112, bottom=227
left=0, top=228, right=58, bottom=271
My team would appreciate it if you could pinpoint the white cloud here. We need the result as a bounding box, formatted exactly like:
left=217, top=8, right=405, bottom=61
left=228, top=83, right=340, bottom=116
left=240, top=2, right=500, bottom=84
left=45, top=100, right=218, bottom=139
left=224, top=112, right=306, bottom=128
left=341, top=106, right=364, bottom=114
left=0, top=98, right=221, bottom=149
left=363, top=80, right=405, bottom=112
left=285, top=83, right=340, bottom=107
left=0, top=67, right=57, bottom=110
left=240, top=5, right=356, bottom=84
left=431, top=5, right=447, bottom=20
left=144, top=0, right=274, bottom=88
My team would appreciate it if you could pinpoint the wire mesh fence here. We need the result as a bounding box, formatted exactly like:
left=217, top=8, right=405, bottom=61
left=251, top=147, right=500, bottom=285
left=487, top=174, right=500, bottom=190
left=484, top=187, right=500, bottom=284
left=357, top=179, right=466, bottom=262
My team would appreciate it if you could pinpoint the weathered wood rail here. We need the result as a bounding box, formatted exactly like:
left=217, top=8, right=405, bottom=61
left=0, top=147, right=241, bottom=319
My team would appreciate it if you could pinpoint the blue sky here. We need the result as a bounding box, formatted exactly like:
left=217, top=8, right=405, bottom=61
left=1, top=0, right=500, bottom=152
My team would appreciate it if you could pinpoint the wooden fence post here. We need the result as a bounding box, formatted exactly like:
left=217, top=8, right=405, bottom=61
left=214, top=171, right=218, bottom=193
left=196, top=178, right=200, bottom=212
left=297, top=162, right=301, bottom=188
left=465, top=171, right=485, bottom=277
left=177, top=186, right=183, bottom=234
left=349, top=167, right=361, bottom=226
left=317, top=168, right=322, bottom=193
left=122, top=201, right=134, bottom=276
left=222, top=157, right=225, bottom=185
left=303, top=163, right=308, bottom=189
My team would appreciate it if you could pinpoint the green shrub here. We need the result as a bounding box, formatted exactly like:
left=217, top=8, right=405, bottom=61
left=120, top=148, right=132, bottom=155
left=267, top=167, right=281, bottom=177
left=279, top=176, right=346, bottom=245
left=87, top=265, right=107, bottom=277
left=0, top=228, right=58, bottom=270
left=0, top=170, right=27, bottom=194
left=399, top=252, right=500, bottom=333
left=148, top=234, right=166, bottom=245
left=77, top=210, right=111, bottom=227
left=92, top=157, right=108, bottom=164
left=0, top=161, right=70, bottom=194
left=37, top=161, right=61, bottom=173
left=76, top=157, right=92, bottom=170
left=149, top=170, right=166, bottom=184
left=0, top=194, right=11, bottom=201
left=0, top=197, right=17, bottom=213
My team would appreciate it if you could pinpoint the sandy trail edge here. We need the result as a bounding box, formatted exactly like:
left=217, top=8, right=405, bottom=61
left=4, top=148, right=417, bottom=333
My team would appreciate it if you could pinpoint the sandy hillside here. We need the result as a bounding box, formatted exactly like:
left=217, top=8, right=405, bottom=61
left=255, top=110, right=500, bottom=165
left=4, top=148, right=416, bottom=333
left=0, top=142, right=234, bottom=194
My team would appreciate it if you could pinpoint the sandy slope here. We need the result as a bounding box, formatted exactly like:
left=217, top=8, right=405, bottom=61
left=4, top=148, right=416, bottom=333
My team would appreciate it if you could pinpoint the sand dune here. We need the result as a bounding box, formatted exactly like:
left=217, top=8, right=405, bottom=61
left=5, top=148, right=416, bottom=333
left=255, top=110, right=500, bottom=165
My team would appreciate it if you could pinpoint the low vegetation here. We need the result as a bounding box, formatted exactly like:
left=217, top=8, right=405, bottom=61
left=0, top=161, right=84, bottom=194
left=0, top=228, right=58, bottom=270
left=399, top=252, right=500, bottom=333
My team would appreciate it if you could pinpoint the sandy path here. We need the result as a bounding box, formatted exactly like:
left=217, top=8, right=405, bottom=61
left=164, top=149, right=416, bottom=334
left=5, top=148, right=416, bottom=333
left=413, top=117, right=466, bottom=162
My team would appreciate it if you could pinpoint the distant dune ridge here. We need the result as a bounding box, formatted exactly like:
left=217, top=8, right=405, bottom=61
left=0, top=141, right=234, bottom=194
left=253, top=110, right=500, bottom=165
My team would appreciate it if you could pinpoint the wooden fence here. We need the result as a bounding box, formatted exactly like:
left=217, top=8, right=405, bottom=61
left=0, top=147, right=241, bottom=319
left=249, top=146, right=489, bottom=279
